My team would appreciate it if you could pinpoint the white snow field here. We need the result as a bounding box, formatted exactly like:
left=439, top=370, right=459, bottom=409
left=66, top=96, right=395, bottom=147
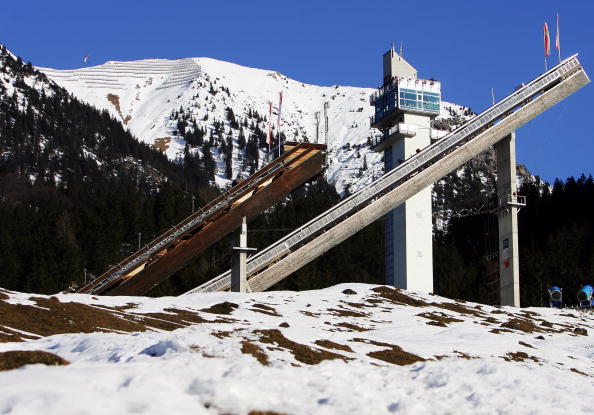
left=0, top=284, right=593, bottom=414
left=37, top=58, right=470, bottom=195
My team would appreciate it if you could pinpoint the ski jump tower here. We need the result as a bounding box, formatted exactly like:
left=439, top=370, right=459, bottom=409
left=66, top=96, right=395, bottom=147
left=370, top=47, right=439, bottom=292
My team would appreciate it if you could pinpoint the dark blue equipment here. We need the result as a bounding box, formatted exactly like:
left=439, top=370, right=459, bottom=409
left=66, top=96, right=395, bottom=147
left=577, top=284, right=594, bottom=308
left=548, top=286, right=563, bottom=308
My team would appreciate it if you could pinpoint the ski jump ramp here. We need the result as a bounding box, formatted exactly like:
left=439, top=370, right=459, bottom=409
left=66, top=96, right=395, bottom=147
left=186, top=55, right=589, bottom=295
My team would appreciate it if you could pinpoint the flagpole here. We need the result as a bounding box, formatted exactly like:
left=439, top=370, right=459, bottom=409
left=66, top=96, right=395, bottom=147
left=556, top=13, right=561, bottom=64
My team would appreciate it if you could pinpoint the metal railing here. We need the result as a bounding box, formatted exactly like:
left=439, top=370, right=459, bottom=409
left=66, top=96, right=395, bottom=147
left=186, top=55, right=584, bottom=294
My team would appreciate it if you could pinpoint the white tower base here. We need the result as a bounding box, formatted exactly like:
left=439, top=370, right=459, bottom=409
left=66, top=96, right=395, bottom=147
left=384, top=113, right=433, bottom=292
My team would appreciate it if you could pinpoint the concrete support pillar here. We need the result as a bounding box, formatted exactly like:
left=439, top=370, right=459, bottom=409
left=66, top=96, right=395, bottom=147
left=384, top=113, right=433, bottom=292
left=231, top=217, right=256, bottom=292
left=495, top=132, right=521, bottom=306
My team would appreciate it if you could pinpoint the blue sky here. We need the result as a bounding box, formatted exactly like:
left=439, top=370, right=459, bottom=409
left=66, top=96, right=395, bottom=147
left=2, top=0, right=593, bottom=183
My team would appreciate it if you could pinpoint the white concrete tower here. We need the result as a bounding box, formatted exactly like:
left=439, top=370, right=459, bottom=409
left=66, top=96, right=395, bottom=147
left=370, top=47, right=440, bottom=292
left=495, top=132, right=524, bottom=306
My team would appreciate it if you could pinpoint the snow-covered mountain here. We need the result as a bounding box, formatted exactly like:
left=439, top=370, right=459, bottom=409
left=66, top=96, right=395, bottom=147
left=0, top=284, right=592, bottom=414
left=38, top=57, right=472, bottom=194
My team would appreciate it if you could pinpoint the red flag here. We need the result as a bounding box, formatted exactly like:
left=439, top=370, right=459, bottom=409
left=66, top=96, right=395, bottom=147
left=266, top=101, right=272, bottom=146
left=555, top=13, right=561, bottom=50
left=544, top=22, right=551, bottom=57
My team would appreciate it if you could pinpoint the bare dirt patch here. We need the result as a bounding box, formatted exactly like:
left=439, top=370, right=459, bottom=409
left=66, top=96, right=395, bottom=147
left=570, top=368, right=588, bottom=376
left=0, top=296, right=149, bottom=340
left=250, top=304, right=281, bottom=317
left=248, top=411, right=286, bottom=415
left=417, top=312, right=464, bottom=326
left=370, top=286, right=428, bottom=307
left=106, top=94, right=129, bottom=123
left=314, top=340, right=353, bottom=353
left=434, top=302, right=485, bottom=317
left=341, top=301, right=368, bottom=309
left=503, top=351, right=540, bottom=362
left=0, top=350, right=69, bottom=371
left=500, top=318, right=545, bottom=334
left=153, top=137, right=172, bottom=152
left=0, top=296, right=221, bottom=342
left=201, top=302, right=238, bottom=315
left=241, top=341, right=270, bottom=366
left=351, top=338, right=425, bottom=366
left=334, top=322, right=371, bottom=332
left=519, top=341, right=535, bottom=349
left=278, top=322, right=290, bottom=328
left=342, top=289, right=357, bottom=295
left=255, top=329, right=348, bottom=365
left=327, top=308, right=369, bottom=318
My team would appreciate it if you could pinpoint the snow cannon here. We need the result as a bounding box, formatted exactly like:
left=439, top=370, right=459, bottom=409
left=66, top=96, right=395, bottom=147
left=548, top=286, right=562, bottom=308
left=577, top=284, right=594, bottom=308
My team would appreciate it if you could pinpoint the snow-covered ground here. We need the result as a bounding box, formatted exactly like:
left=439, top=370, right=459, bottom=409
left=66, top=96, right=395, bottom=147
left=1, top=284, right=592, bottom=414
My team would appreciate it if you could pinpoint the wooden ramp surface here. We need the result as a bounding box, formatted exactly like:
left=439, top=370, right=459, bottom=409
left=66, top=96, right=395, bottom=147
left=78, top=142, right=326, bottom=296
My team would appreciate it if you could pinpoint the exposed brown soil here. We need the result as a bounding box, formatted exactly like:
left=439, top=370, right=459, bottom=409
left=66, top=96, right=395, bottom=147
left=255, top=329, right=348, bottom=365
left=248, top=411, right=286, bottom=415
left=500, top=318, right=544, bottom=333
left=453, top=350, right=478, bottom=360
left=314, top=340, right=353, bottom=353
left=152, top=137, right=172, bottom=152
left=482, top=317, right=501, bottom=324
left=241, top=341, right=270, bottom=366
left=572, top=327, right=588, bottom=336
left=142, top=308, right=207, bottom=326
left=0, top=295, right=235, bottom=342
left=327, top=308, right=369, bottom=318
left=342, top=301, right=368, bottom=309
left=278, top=322, right=290, bottom=328
left=106, top=94, right=125, bottom=121
left=0, top=296, right=150, bottom=340
left=570, top=368, right=588, bottom=376
left=489, top=328, right=514, bottom=334
left=335, top=322, right=370, bottom=332
left=426, top=321, right=447, bottom=327
left=417, top=312, right=464, bottom=326
left=352, top=338, right=425, bottom=366
left=503, top=351, right=539, bottom=362
left=342, top=289, right=357, bottom=295
left=519, top=341, right=535, bottom=349
left=434, top=302, right=485, bottom=317
left=200, top=302, right=239, bottom=315
left=252, top=303, right=281, bottom=316
left=371, top=286, right=428, bottom=307
left=112, top=303, right=139, bottom=311
left=0, top=326, right=39, bottom=342
left=0, top=350, right=69, bottom=371
left=0, top=290, right=9, bottom=300
left=212, top=330, right=235, bottom=339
